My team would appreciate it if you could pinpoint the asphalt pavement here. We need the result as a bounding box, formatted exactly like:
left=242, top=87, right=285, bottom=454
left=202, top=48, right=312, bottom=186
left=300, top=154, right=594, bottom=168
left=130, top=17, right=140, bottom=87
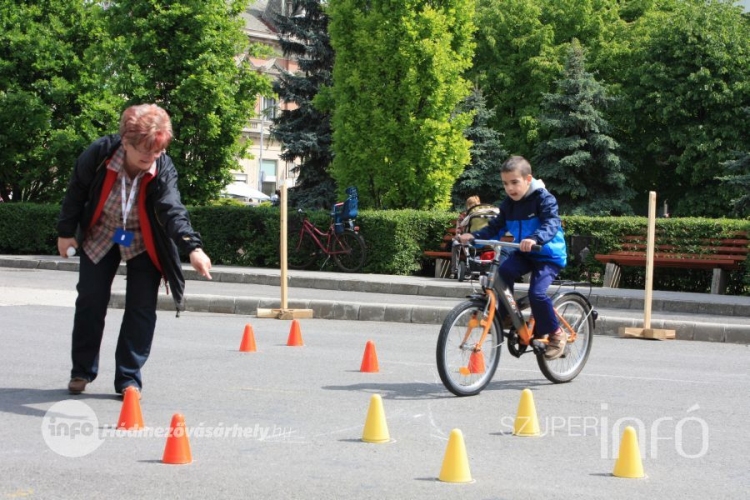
left=1, top=302, right=748, bottom=499
left=1, top=255, right=749, bottom=498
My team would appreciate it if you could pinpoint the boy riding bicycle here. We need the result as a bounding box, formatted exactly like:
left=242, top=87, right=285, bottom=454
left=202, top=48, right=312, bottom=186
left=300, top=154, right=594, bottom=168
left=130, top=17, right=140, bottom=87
left=456, top=156, right=568, bottom=359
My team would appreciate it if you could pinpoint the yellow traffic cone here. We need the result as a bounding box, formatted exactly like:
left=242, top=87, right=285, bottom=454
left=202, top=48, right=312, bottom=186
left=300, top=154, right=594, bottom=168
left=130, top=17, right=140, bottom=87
left=362, top=394, right=390, bottom=443
left=613, top=426, right=645, bottom=478
left=438, top=429, right=473, bottom=483
left=513, top=388, right=540, bottom=436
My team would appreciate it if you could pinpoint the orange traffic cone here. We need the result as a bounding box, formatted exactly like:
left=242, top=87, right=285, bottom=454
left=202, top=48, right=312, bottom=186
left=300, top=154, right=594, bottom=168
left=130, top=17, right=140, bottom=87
left=468, top=351, right=485, bottom=374
left=239, top=324, right=257, bottom=352
left=287, top=319, right=304, bottom=346
left=117, top=386, right=144, bottom=430
left=162, top=413, right=192, bottom=465
left=360, top=340, right=379, bottom=373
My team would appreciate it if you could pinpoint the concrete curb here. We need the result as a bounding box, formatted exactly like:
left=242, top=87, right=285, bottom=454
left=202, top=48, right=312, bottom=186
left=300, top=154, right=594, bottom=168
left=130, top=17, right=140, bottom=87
left=106, top=292, right=750, bottom=345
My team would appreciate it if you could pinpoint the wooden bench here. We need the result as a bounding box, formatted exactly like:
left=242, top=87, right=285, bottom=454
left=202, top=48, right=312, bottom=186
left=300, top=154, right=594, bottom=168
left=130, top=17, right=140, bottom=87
left=423, top=220, right=459, bottom=278
left=594, top=232, right=749, bottom=294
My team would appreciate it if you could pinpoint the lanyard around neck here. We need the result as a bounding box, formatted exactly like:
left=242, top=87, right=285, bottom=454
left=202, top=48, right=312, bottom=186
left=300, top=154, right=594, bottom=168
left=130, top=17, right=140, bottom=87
left=120, top=174, right=140, bottom=228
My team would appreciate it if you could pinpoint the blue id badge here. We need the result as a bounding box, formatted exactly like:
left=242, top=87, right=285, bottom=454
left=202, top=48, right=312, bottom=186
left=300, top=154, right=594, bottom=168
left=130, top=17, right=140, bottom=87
left=113, top=227, right=134, bottom=247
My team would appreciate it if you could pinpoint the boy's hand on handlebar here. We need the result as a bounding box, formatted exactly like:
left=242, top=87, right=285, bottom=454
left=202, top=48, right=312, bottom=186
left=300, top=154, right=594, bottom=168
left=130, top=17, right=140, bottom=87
left=519, top=238, right=538, bottom=252
left=456, top=233, right=474, bottom=245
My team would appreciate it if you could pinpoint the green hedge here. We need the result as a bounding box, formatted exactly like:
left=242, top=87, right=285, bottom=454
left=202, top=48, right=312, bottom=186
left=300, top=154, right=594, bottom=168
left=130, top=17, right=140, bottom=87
left=1, top=203, right=748, bottom=294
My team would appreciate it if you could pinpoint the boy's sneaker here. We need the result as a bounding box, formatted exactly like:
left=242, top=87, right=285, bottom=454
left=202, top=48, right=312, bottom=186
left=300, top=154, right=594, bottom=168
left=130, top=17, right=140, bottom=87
left=545, top=328, right=567, bottom=359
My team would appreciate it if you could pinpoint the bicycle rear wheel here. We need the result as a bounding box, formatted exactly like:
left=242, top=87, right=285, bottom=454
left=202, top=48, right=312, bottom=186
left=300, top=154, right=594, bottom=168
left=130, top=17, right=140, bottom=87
left=287, top=227, right=318, bottom=270
left=537, top=292, right=594, bottom=383
left=437, top=299, right=502, bottom=396
left=331, top=230, right=367, bottom=272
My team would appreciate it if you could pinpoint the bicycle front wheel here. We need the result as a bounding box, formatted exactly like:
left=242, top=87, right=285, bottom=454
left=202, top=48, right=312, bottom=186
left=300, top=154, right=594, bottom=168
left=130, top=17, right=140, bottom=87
left=287, top=228, right=318, bottom=270
left=437, top=299, right=502, bottom=396
left=537, top=292, right=594, bottom=383
left=331, top=230, right=367, bottom=272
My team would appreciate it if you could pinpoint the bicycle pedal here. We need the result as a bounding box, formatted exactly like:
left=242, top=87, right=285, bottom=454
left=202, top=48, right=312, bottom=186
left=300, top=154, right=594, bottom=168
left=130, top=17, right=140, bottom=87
left=530, top=339, right=547, bottom=353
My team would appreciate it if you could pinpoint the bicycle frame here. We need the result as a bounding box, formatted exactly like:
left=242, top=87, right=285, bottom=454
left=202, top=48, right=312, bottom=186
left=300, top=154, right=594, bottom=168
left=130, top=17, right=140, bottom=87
left=296, top=217, right=354, bottom=259
left=468, top=239, right=594, bottom=356
left=437, top=238, right=597, bottom=394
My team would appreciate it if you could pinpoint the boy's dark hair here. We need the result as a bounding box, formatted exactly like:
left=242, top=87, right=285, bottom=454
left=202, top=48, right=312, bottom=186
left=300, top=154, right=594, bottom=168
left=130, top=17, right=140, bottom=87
left=501, top=155, right=532, bottom=177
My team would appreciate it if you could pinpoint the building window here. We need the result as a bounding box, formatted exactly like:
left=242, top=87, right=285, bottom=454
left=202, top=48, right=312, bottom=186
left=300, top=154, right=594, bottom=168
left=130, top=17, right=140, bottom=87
left=260, top=159, right=277, bottom=195
left=261, top=97, right=277, bottom=119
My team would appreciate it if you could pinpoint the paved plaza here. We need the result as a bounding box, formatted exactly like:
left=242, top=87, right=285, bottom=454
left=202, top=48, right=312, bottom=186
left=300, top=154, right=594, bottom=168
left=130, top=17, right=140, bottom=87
left=1, top=291, right=749, bottom=498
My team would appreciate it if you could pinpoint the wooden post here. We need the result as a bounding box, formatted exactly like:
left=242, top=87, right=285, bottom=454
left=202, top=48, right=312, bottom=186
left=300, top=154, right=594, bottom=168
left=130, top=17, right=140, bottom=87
left=256, top=180, right=313, bottom=320
left=643, top=191, right=656, bottom=329
left=619, top=191, right=675, bottom=340
left=280, top=181, right=288, bottom=310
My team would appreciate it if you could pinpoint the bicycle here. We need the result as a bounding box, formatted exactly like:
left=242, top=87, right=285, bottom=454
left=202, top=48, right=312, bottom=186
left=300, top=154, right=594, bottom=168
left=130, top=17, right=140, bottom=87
left=287, top=210, right=367, bottom=273
left=436, top=239, right=597, bottom=396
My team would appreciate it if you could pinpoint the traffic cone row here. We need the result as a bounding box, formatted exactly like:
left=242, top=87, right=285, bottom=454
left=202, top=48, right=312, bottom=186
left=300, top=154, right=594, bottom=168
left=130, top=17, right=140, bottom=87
left=238, top=322, right=382, bottom=374
left=358, top=389, right=644, bottom=483
left=118, top=319, right=645, bottom=479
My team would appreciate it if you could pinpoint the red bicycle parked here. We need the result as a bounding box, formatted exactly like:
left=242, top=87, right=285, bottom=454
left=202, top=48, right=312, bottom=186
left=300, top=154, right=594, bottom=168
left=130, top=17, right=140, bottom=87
left=288, top=187, right=367, bottom=272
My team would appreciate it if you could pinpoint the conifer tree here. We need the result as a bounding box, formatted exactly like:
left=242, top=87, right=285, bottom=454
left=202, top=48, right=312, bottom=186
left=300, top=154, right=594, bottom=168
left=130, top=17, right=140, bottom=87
left=272, top=0, right=336, bottom=209
left=533, top=40, right=632, bottom=215
left=719, top=108, right=750, bottom=218
left=451, top=88, right=507, bottom=207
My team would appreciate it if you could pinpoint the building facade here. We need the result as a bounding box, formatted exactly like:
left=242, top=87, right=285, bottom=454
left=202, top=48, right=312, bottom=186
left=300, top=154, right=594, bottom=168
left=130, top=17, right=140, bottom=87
left=237, top=0, right=299, bottom=196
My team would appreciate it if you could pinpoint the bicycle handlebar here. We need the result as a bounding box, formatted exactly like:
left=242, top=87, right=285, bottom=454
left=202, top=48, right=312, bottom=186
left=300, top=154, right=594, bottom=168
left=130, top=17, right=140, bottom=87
left=472, top=239, right=543, bottom=253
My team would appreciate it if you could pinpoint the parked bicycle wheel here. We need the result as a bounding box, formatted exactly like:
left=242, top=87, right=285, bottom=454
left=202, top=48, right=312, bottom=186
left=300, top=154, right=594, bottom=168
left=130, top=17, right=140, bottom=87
left=288, top=227, right=318, bottom=269
left=437, top=299, right=502, bottom=396
left=537, top=292, right=594, bottom=383
left=331, top=230, right=367, bottom=272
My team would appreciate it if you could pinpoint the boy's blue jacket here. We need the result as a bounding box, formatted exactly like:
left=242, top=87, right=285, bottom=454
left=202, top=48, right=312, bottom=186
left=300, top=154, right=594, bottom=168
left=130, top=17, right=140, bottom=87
left=472, top=179, right=567, bottom=268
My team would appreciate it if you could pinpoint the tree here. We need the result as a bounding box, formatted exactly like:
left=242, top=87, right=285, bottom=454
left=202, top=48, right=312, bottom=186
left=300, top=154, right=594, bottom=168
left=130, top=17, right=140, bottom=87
left=327, top=0, right=475, bottom=209
left=451, top=87, right=507, bottom=207
left=472, top=0, right=628, bottom=160
left=0, top=1, right=122, bottom=203
left=271, top=0, right=337, bottom=209
left=104, top=0, right=272, bottom=205
left=719, top=108, right=750, bottom=218
left=533, top=40, right=632, bottom=215
left=616, top=0, right=750, bottom=216
left=720, top=150, right=750, bottom=217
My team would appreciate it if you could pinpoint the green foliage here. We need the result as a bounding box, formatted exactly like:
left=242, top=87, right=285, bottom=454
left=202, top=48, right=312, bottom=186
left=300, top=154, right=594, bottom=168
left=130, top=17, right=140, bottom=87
left=0, top=1, right=122, bottom=203
left=328, top=0, right=475, bottom=209
left=104, top=0, right=272, bottom=205
left=361, top=210, right=456, bottom=275
left=473, top=0, right=553, bottom=157
left=0, top=203, right=58, bottom=253
left=718, top=143, right=750, bottom=218
left=451, top=87, right=507, bottom=207
left=615, top=0, right=750, bottom=216
left=533, top=40, right=633, bottom=215
left=272, top=0, right=337, bottom=210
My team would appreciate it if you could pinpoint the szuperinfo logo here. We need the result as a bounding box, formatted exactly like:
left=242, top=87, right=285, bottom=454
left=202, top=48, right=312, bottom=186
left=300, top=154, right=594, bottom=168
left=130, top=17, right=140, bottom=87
left=42, top=400, right=104, bottom=458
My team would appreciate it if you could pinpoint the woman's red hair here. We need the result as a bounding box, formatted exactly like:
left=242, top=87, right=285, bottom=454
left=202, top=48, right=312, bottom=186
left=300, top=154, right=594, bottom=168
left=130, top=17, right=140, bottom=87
left=119, top=104, right=173, bottom=152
